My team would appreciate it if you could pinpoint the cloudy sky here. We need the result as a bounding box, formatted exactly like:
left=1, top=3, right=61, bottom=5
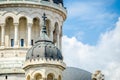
left=62, top=0, right=120, bottom=80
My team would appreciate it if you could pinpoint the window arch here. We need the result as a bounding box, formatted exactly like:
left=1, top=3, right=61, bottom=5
left=5, top=17, right=14, bottom=47
left=19, top=17, right=27, bottom=47
left=59, top=26, right=62, bottom=49
left=27, top=75, right=30, bottom=80
left=53, top=22, right=58, bottom=46
left=46, top=19, right=51, bottom=37
left=58, top=75, right=61, bottom=80
left=34, top=73, right=42, bottom=80
left=32, top=17, right=40, bottom=44
left=47, top=73, right=54, bottom=80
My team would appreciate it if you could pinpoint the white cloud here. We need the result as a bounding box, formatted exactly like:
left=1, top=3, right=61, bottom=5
left=64, top=0, right=118, bottom=43
left=62, top=18, right=120, bottom=80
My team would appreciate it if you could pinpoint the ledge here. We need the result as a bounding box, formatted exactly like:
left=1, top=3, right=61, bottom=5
left=0, top=68, right=25, bottom=74
left=23, top=58, right=66, bottom=70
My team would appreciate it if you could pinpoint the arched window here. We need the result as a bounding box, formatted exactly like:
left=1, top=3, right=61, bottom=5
left=58, top=75, right=61, bottom=80
left=19, top=17, right=27, bottom=47
left=53, top=22, right=58, bottom=46
left=34, top=73, right=42, bottom=80
left=47, top=73, right=54, bottom=80
left=59, top=26, right=62, bottom=49
left=32, top=17, right=40, bottom=42
left=5, top=17, right=14, bottom=47
left=27, top=75, right=30, bottom=80
left=46, top=19, right=51, bottom=37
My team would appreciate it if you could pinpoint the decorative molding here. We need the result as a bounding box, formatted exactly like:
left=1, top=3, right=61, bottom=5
left=23, top=58, right=66, bottom=70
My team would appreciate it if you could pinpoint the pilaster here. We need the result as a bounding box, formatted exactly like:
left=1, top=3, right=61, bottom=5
left=27, top=23, right=32, bottom=48
left=0, top=24, right=5, bottom=47
left=14, top=23, right=19, bottom=48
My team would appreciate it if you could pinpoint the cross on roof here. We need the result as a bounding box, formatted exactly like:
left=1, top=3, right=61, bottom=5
left=41, top=13, right=47, bottom=34
left=42, top=13, right=47, bottom=26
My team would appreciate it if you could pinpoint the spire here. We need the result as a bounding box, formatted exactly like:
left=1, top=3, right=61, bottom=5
left=42, top=13, right=47, bottom=34
left=35, top=13, right=51, bottom=43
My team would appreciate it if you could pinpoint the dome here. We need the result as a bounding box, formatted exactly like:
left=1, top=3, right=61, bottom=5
left=26, top=40, right=63, bottom=60
left=26, top=13, right=63, bottom=61
left=63, top=67, right=92, bottom=80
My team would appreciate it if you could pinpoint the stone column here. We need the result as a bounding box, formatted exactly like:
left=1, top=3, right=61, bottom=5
left=14, top=23, right=18, bottom=47
left=27, top=23, right=32, bottom=47
left=1, top=24, right=5, bottom=47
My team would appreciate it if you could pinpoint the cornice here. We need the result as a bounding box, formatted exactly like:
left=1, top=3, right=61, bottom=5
left=0, top=2, right=67, bottom=20
left=23, top=58, right=66, bottom=71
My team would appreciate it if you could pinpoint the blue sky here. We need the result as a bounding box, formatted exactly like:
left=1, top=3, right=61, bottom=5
left=63, top=0, right=120, bottom=45
left=62, top=0, right=120, bottom=80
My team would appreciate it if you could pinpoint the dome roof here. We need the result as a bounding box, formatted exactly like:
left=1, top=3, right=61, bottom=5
left=26, top=13, right=63, bottom=61
left=63, top=67, right=92, bottom=80
left=26, top=41, right=63, bottom=60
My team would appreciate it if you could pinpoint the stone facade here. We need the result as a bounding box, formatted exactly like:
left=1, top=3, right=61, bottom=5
left=0, top=0, right=67, bottom=80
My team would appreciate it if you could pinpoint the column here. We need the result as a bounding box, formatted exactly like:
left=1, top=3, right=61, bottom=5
left=27, top=23, right=32, bottom=47
left=14, top=23, right=18, bottom=47
left=1, top=24, right=5, bottom=47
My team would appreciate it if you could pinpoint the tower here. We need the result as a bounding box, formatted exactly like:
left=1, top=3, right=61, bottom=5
left=0, top=0, right=66, bottom=80
left=23, top=13, right=66, bottom=80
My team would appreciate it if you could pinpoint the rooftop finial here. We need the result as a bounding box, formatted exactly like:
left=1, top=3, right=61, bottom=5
left=42, top=13, right=47, bottom=34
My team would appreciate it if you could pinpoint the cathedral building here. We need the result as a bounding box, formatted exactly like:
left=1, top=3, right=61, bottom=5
left=0, top=0, right=104, bottom=80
